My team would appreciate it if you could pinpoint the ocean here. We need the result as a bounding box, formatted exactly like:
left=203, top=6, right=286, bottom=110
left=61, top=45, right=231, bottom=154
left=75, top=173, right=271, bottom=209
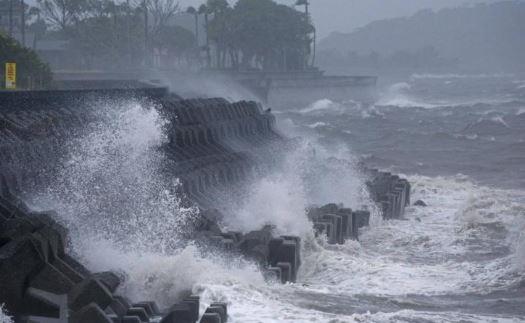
left=7, top=74, right=525, bottom=323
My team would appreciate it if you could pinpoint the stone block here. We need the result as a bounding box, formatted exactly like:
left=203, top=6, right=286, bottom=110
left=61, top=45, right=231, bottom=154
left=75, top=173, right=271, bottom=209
left=276, top=262, right=292, bottom=283
left=336, top=208, right=353, bottom=241
left=205, top=306, right=226, bottom=323
left=109, top=298, right=128, bottom=317
left=353, top=211, right=370, bottom=228
left=126, top=307, right=149, bottom=322
left=0, top=237, right=47, bottom=312
left=68, top=277, right=114, bottom=312
left=161, top=303, right=193, bottom=323
left=21, top=288, right=68, bottom=321
left=28, top=262, right=75, bottom=294
left=70, top=303, right=113, bottom=323
left=268, top=239, right=298, bottom=282
left=182, top=295, right=200, bottom=322
left=51, top=257, right=84, bottom=283
left=122, top=316, right=142, bottom=323
left=210, top=302, right=227, bottom=321
left=93, top=271, right=121, bottom=293
left=200, top=313, right=221, bottom=323
left=62, top=255, right=91, bottom=278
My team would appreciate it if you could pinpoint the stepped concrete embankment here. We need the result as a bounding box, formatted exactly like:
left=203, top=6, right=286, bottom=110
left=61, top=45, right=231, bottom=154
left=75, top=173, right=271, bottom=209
left=0, top=88, right=411, bottom=322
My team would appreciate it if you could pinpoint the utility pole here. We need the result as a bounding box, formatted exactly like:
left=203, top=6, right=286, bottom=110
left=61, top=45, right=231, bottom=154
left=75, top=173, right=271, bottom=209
left=143, top=0, right=149, bottom=67
left=8, top=0, right=13, bottom=37
left=126, top=0, right=131, bottom=65
left=21, top=0, right=25, bottom=46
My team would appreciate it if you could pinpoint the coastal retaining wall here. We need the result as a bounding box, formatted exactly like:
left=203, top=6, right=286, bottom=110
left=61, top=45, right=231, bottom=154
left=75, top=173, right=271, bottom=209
left=0, top=88, right=411, bottom=322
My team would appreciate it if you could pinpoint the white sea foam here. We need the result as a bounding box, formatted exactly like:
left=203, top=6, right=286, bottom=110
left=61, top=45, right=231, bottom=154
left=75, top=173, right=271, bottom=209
left=517, top=108, right=525, bottom=115
left=411, top=73, right=515, bottom=80
left=295, top=175, right=525, bottom=299
left=224, top=141, right=367, bottom=237
left=307, top=121, right=328, bottom=128
left=491, top=116, right=510, bottom=128
left=0, top=305, right=12, bottom=323
left=298, top=98, right=346, bottom=115
left=20, top=95, right=525, bottom=320
left=376, top=82, right=440, bottom=109
left=79, top=239, right=264, bottom=308
left=28, top=99, right=199, bottom=307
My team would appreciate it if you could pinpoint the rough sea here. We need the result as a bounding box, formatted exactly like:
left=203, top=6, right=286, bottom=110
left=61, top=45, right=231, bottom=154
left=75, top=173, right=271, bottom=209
left=6, top=74, right=524, bottom=323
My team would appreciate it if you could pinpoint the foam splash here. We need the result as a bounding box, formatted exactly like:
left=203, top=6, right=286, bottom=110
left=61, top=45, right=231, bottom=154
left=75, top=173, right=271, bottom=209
left=376, top=82, right=439, bottom=109
left=27, top=98, right=199, bottom=307
left=79, top=239, right=264, bottom=308
left=294, top=174, right=525, bottom=299
left=299, top=98, right=346, bottom=115
left=411, top=73, right=515, bottom=80
left=307, top=121, right=329, bottom=128
left=34, top=99, right=198, bottom=253
left=0, top=305, right=12, bottom=323
left=224, top=140, right=367, bottom=238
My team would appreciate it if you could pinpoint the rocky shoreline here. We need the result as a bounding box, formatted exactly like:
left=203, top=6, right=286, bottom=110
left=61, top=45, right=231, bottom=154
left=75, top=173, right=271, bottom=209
left=0, top=89, right=410, bottom=322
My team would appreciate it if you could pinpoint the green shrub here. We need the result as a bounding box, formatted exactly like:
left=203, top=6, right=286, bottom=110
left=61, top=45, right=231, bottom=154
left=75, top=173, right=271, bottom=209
left=0, top=32, right=52, bottom=89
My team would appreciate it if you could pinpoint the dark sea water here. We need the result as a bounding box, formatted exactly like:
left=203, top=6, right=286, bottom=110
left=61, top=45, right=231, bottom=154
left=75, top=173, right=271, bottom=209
left=247, top=74, right=525, bottom=322
left=5, top=74, right=523, bottom=323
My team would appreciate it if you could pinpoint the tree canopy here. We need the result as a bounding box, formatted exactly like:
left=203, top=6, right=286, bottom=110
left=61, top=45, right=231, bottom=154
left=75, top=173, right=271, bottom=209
left=205, top=0, right=314, bottom=71
left=0, top=32, right=52, bottom=89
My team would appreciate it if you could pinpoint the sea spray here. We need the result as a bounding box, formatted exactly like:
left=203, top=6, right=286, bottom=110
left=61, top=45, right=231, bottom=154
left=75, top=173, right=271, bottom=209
left=222, top=138, right=368, bottom=237
left=24, top=98, right=202, bottom=304
left=0, top=305, right=12, bottom=323
left=81, top=239, right=265, bottom=308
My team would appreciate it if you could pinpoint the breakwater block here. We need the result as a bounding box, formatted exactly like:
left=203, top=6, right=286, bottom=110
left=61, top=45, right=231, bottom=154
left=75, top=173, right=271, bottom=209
left=308, top=204, right=369, bottom=243
left=200, top=313, right=222, bottom=323
left=193, top=210, right=302, bottom=284
left=0, top=185, right=171, bottom=322
left=201, top=303, right=228, bottom=323
left=268, top=237, right=300, bottom=282
left=161, top=295, right=201, bottom=323
left=363, top=167, right=411, bottom=219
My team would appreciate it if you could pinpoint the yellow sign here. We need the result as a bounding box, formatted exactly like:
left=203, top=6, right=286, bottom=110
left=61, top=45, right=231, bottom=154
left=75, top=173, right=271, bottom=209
left=5, top=62, right=16, bottom=89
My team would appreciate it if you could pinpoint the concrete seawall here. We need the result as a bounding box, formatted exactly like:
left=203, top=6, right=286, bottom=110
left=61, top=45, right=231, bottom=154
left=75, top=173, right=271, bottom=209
left=0, top=88, right=411, bottom=322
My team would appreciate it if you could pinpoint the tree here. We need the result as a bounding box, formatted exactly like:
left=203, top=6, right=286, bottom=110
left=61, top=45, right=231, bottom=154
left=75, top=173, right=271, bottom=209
left=206, top=0, right=230, bottom=68
left=27, top=7, right=47, bottom=48
left=295, top=0, right=308, bottom=16
left=37, top=0, right=86, bottom=31
left=186, top=6, right=199, bottom=48
left=0, top=32, right=52, bottom=88
left=152, top=25, right=197, bottom=67
left=65, top=2, right=145, bottom=69
left=295, top=0, right=315, bottom=67
left=212, top=0, right=313, bottom=71
left=198, top=3, right=211, bottom=67
left=147, top=0, right=179, bottom=36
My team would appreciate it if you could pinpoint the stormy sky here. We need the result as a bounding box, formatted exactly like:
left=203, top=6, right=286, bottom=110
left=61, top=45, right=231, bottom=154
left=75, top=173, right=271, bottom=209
left=179, top=0, right=498, bottom=39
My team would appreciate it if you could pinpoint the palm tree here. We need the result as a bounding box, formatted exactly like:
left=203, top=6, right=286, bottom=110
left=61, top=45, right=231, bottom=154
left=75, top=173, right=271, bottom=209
left=206, top=0, right=228, bottom=68
left=295, top=0, right=309, bottom=16
left=295, top=0, right=315, bottom=68
left=186, top=6, right=199, bottom=48
left=199, top=4, right=211, bottom=68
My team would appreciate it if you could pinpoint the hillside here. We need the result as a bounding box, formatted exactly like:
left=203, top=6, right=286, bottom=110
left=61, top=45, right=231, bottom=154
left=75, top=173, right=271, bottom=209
left=318, top=1, right=525, bottom=74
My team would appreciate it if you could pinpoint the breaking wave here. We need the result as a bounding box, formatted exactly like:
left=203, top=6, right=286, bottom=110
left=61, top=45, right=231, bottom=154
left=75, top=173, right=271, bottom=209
left=376, top=82, right=440, bottom=109
left=411, top=73, right=515, bottom=80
